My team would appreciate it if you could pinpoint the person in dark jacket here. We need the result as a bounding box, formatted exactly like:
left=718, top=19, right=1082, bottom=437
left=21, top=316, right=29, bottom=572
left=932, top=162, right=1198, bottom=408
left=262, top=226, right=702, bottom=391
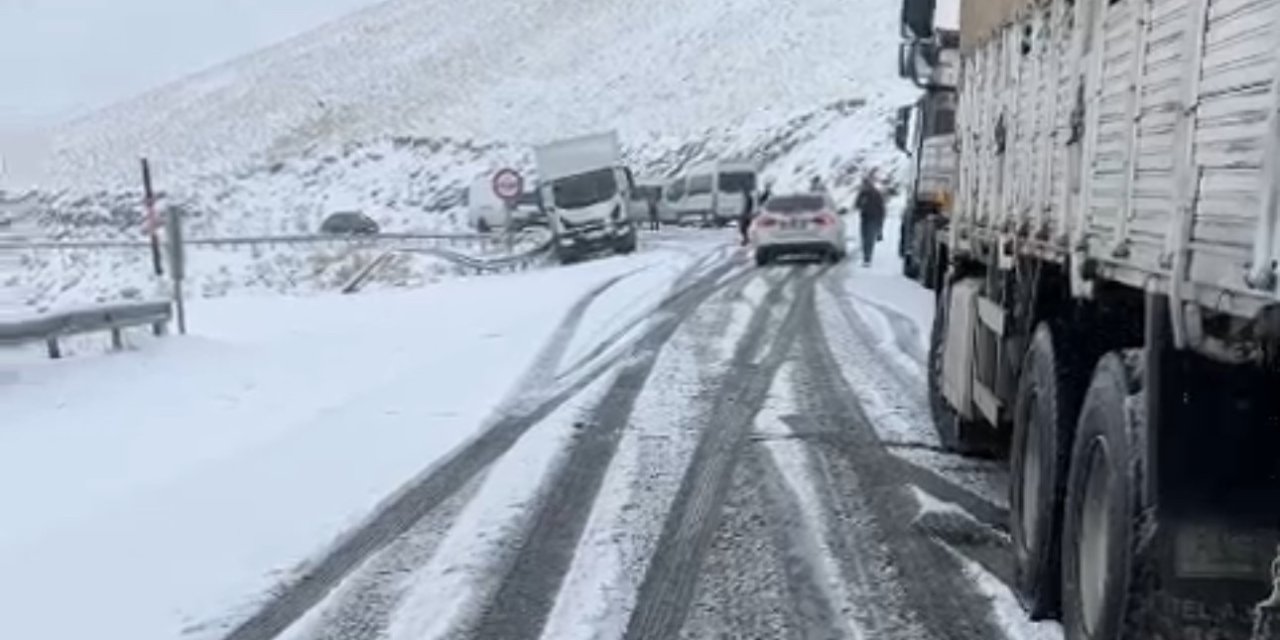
left=738, top=186, right=755, bottom=246
left=854, top=172, right=886, bottom=266
left=647, top=193, right=660, bottom=231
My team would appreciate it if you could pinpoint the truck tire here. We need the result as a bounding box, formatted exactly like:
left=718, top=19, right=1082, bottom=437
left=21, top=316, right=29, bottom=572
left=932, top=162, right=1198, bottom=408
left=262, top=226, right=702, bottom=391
left=1010, top=321, right=1089, bottom=619
left=1061, top=350, right=1157, bottom=640
left=928, top=282, right=1000, bottom=457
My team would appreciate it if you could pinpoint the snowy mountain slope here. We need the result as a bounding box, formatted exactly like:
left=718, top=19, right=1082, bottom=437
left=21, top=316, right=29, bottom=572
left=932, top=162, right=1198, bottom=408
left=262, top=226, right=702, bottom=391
left=49, top=0, right=914, bottom=187
left=12, top=0, right=918, bottom=310
left=21, top=94, right=905, bottom=311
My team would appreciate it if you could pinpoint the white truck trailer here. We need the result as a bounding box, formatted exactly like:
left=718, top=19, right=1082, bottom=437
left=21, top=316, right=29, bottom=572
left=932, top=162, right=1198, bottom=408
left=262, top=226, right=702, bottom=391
left=534, top=131, right=638, bottom=264
left=906, top=0, right=1280, bottom=637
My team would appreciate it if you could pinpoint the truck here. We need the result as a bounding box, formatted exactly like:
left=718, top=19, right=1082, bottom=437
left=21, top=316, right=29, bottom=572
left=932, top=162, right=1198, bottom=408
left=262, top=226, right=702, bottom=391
left=894, top=1, right=959, bottom=288
left=534, top=131, right=638, bottom=263
left=898, top=0, right=1280, bottom=638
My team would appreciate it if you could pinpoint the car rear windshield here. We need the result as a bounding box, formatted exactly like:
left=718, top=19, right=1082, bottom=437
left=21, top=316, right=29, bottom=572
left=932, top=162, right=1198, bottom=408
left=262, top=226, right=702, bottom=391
left=719, top=172, right=756, bottom=193
left=764, top=195, right=826, bottom=213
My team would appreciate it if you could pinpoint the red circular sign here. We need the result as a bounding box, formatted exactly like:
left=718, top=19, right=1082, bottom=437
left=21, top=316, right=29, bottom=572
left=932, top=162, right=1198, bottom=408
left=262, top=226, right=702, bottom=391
left=492, top=168, right=524, bottom=201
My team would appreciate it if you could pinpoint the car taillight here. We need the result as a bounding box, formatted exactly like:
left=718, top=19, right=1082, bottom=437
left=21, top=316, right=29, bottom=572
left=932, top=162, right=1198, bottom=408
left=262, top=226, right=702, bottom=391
left=756, top=215, right=780, bottom=228
left=811, top=213, right=837, bottom=227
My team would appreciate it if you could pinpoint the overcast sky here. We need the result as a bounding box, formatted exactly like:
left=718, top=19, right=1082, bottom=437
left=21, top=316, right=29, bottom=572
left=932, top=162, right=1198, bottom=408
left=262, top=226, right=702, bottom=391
left=0, top=0, right=381, bottom=127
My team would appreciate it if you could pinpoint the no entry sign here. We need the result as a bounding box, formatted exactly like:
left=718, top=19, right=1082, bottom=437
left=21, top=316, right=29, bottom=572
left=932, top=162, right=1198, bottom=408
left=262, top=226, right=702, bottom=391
left=492, top=168, right=524, bottom=202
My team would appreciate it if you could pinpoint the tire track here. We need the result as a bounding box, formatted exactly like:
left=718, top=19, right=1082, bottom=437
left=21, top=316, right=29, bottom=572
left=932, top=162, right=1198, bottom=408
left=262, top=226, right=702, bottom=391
left=847, top=293, right=926, bottom=366
left=222, top=257, right=741, bottom=640
left=552, top=250, right=744, bottom=382
left=624, top=267, right=823, bottom=640
left=754, top=445, right=859, bottom=640
left=507, top=267, right=648, bottom=397
left=786, top=302, right=1010, bottom=639
left=815, top=281, right=937, bottom=449
left=465, top=266, right=757, bottom=640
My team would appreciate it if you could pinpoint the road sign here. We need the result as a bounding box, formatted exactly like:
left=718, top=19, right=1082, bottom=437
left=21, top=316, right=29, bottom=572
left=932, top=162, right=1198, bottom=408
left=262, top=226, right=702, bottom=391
left=492, top=168, right=524, bottom=202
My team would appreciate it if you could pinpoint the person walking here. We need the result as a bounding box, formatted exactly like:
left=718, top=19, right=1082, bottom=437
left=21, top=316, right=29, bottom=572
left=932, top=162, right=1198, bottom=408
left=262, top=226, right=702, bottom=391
left=647, top=193, right=660, bottom=231
left=738, top=185, right=755, bottom=246
left=854, top=172, right=886, bottom=266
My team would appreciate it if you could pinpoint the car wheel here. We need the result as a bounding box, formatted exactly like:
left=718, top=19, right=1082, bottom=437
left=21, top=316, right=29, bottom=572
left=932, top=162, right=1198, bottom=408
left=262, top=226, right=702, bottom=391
left=755, top=250, right=771, bottom=267
left=1061, top=351, right=1157, bottom=640
left=1010, top=321, right=1090, bottom=619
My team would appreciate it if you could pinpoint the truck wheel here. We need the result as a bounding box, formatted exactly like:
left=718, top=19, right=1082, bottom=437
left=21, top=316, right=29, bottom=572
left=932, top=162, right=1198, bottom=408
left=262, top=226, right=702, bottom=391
left=1010, top=321, right=1089, bottom=619
left=902, top=255, right=920, bottom=279
left=1061, top=350, right=1156, bottom=640
left=928, top=283, right=1000, bottom=457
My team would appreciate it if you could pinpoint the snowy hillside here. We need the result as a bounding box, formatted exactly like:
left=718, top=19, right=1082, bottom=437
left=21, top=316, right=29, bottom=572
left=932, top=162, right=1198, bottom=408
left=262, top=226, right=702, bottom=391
left=48, top=0, right=914, bottom=187
left=13, top=0, right=917, bottom=310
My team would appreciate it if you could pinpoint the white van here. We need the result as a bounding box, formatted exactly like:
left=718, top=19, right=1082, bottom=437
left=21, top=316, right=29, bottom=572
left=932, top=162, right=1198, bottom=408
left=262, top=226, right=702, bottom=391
left=664, top=175, right=689, bottom=224
left=678, top=163, right=717, bottom=225
left=467, top=175, right=508, bottom=231
left=666, top=161, right=760, bottom=227
left=628, top=178, right=666, bottom=223
left=711, top=161, right=759, bottom=225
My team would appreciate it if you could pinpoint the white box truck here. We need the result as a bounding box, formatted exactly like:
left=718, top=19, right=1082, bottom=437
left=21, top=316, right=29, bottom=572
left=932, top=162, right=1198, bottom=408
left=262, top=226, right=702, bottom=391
left=534, top=132, right=638, bottom=263
left=897, top=0, right=1280, bottom=637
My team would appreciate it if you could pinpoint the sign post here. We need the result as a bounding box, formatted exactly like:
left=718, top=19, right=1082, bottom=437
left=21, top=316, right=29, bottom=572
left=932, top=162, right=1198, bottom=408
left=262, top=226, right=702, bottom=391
left=141, top=159, right=164, bottom=277
left=492, top=168, right=524, bottom=254
left=166, top=206, right=187, bottom=335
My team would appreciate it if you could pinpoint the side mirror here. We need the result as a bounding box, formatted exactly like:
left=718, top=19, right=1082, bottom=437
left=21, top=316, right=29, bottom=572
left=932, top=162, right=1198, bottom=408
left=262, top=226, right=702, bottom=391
left=894, top=105, right=912, bottom=154
left=897, top=42, right=913, bottom=79
left=901, top=0, right=935, bottom=40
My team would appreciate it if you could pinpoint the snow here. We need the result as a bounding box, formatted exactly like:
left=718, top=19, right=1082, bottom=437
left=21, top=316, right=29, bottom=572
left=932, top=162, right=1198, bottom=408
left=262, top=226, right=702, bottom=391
left=538, top=272, right=750, bottom=640
left=386, top=373, right=617, bottom=640
left=908, top=485, right=1011, bottom=547
left=839, top=207, right=936, bottom=357
left=43, top=0, right=916, bottom=189
left=949, top=550, right=1064, bottom=640
left=11, top=0, right=917, bottom=309
left=816, top=284, right=938, bottom=447
left=892, top=448, right=1010, bottom=512
left=756, top=365, right=866, bottom=640
left=908, top=487, right=1060, bottom=640
left=0, top=250, right=691, bottom=640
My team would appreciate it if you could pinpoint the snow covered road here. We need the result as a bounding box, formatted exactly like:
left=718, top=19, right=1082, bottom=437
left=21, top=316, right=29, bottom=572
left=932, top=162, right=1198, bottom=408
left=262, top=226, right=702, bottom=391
left=262, top=231, right=1054, bottom=640
left=2, top=229, right=1057, bottom=640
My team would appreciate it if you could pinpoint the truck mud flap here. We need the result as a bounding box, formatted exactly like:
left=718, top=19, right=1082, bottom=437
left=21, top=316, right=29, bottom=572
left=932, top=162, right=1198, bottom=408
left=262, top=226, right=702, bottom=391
left=942, top=278, right=982, bottom=421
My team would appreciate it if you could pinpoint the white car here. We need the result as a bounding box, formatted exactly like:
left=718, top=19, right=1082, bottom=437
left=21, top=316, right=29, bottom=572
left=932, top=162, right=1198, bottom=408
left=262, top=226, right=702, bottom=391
left=750, top=193, right=848, bottom=266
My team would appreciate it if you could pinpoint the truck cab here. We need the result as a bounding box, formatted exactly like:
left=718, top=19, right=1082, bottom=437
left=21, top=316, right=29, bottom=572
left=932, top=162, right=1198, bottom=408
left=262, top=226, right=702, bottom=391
left=535, top=131, right=638, bottom=264
left=894, top=0, right=958, bottom=289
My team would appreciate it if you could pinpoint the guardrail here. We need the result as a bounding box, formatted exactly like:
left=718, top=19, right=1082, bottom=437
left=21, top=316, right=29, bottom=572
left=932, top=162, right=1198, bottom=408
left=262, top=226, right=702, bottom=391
left=341, top=233, right=555, bottom=294
left=0, top=231, right=505, bottom=252
left=0, top=300, right=173, bottom=359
